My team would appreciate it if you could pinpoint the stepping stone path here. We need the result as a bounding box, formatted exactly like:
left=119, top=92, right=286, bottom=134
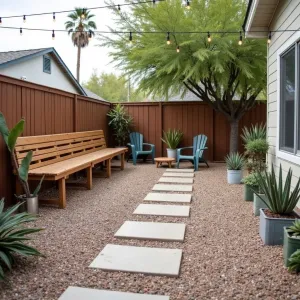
left=59, top=286, right=169, bottom=300
left=134, top=203, right=190, bottom=217
left=115, top=221, right=186, bottom=242
left=90, top=244, right=182, bottom=277
left=144, top=192, right=192, bottom=203
left=163, top=172, right=194, bottom=178
left=60, top=167, right=196, bottom=298
left=158, top=177, right=194, bottom=184
left=152, top=184, right=193, bottom=192
left=166, top=168, right=194, bottom=173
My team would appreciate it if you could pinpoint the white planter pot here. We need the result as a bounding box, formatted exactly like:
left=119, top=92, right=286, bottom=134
left=167, top=148, right=177, bottom=159
left=227, top=170, right=242, bottom=184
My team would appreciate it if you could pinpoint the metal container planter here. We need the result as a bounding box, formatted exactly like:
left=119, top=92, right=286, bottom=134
left=259, top=208, right=299, bottom=245
left=253, top=193, right=268, bottom=216
left=167, top=148, right=177, bottom=160
left=283, top=227, right=300, bottom=267
left=227, top=170, right=242, bottom=184
left=18, top=195, right=39, bottom=215
left=244, top=184, right=258, bottom=201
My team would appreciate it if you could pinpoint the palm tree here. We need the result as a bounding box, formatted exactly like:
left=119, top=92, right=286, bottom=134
left=65, top=8, right=97, bottom=82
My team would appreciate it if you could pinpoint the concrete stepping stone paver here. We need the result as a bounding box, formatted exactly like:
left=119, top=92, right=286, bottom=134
left=163, top=172, right=194, bottom=178
left=166, top=168, right=194, bottom=173
left=133, top=203, right=190, bottom=217
left=158, top=177, right=194, bottom=184
left=90, top=244, right=182, bottom=277
left=144, top=192, right=192, bottom=203
left=59, top=286, right=169, bottom=300
left=152, top=184, right=193, bottom=192
left=115, top=221, right=186, bottom=242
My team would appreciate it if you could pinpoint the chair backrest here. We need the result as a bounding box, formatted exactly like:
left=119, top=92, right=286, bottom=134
left=193, top=135, right=208, bottom=156
left=15, top=130, right=107, bottom=170
left=129, top=132, right=144, bottom=151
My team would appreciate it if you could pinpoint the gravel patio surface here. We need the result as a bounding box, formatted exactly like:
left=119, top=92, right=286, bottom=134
left=1, top=162, right=300, bottom=300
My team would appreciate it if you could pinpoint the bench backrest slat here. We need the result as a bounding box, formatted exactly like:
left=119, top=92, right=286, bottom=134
left=15, top=130, right=107, bottom=170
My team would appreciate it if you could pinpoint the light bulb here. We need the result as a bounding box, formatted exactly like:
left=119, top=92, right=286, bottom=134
left=207, top=32, right=211, bottom=43
left=20, top=28, right=22, bottom=35
left=0, top=17, right=2, bottom=24
left=238, top=31, right=242, bottom=45
left=186, top=0, right=190, bottom=9
left=52, top=30, right=55, bottom=40
left=176, top=46, right=180, bottom=53
left=129, top=32, right=133, bottom=45
left=166, top=32, right=171, bottom=45
left=267, top=32, right=271, bottom=44
left=23, top=15, right=26, bottom=23
left=88, top=30, right=92, bottom=40
left=53, top=12, right=56, bottom=22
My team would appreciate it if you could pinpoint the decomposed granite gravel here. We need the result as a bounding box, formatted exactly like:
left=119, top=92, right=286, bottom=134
left=1, top=162, right=300, bottom=300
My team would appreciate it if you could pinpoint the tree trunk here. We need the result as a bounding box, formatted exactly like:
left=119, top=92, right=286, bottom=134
left=229, top=119, right=239, bottom=153
left=76, top=45, right=81, bottom=82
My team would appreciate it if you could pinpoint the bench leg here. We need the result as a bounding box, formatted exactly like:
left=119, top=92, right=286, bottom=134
left=106, top=159, right=112, bottom=178
left=86, top=166, right=92, bottom=190
left=120, top=153, right=125, bottom=170
left=58, top=178, right=66, bottom=209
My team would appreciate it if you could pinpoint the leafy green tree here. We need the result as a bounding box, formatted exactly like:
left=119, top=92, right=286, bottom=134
left=65, top=8, right=97, bottom=82
left=98, top=0, right=267, bottom=152
left=83, top=70, right=145, bottom=102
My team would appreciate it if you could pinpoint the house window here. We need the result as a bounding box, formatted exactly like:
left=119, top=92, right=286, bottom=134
left=43, top=55, right=51, bottom=74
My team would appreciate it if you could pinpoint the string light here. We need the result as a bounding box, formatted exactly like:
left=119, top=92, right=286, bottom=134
left=20, top=28, right=22, bottom=35
left=81, top=8, right=85, bottom=19
left=52, top=30, right=55, bottom=40
left=186, top=0, right=191, bottom=9
left=267, top=31, right=271, bottom=44
left=238, top=31, right=242, bottom=45
left=53, top=12, right=56, bottom=22
left=129, top=31, right=133, bottom=45
left=207, top=32, right=211, bottom=43
left=153, top=0, right=156, bottom=4
left=88, top=30, right=92, bottom=40
left=118, top=5, right=121, bottom=11
left=23, top=15, right=26, bottom=23
left=176, top=45, right=180, bottom=53
left=166, top=32, right=171, bottom=45
left=0, top=17, right=2, bottom=24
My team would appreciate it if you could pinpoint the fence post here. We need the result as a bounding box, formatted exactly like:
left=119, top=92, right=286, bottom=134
left=159, top=102, right=163, bottom=156
left=73, top=94, right=77, bottom=132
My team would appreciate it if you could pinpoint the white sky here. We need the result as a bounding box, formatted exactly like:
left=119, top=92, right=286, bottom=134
left=0, top=0, right=121, bottom=83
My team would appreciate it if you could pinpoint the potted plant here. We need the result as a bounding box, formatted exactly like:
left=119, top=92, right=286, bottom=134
left=161, top=129, right=183, bottom=159
left=256, top=164, right=300, bottom=245
left=107, top=104, right=133, bottom=146
left=283, top=220, right=300, bottom=267
left=287, top=249, right=300, bottom=273
left=241, top=123, right=266, bottom=144
left=0, top=113, right=44, bottom=214
left=225, top=152, right=244, bottom=184
left=253, top=192, right=268, bottom=216
left=0, top=198, right=43, bottom=280
left=241, top=173, right=259, bottom=201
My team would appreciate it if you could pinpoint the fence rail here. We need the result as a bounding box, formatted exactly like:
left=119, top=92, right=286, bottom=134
left=0, top=74, right=266, bottom=206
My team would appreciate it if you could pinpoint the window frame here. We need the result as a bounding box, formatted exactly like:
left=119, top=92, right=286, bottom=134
left=43, top=55, right=51, bottom=74
left=276, top=31, right=300, bottom=165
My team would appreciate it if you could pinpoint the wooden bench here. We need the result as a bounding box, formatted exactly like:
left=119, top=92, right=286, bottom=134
left=14, top=130, right=127, bottom=209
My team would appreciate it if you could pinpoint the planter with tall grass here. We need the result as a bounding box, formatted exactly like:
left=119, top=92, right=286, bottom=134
left=161, top=129, right=183, bottom=159
left=225, top=152, right=244, bottom=184
left=256, top=165, right=300, bottom=245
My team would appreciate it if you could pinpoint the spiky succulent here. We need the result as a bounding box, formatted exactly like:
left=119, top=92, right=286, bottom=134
left=225, top=152, right=244, bottom=170
left=287, top=220, right=300, bottom=237
left=288, top=249, right=300, bottom=273
left=241, top=124, right=266, bottom=144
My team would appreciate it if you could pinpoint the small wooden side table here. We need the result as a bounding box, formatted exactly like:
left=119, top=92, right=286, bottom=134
left=154, top=157, right=175, bottom=168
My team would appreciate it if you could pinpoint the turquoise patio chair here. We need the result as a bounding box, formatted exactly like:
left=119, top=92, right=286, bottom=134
left=127, top=132, right=155, bottom=165
left=176, top=134, right=209, bottom=171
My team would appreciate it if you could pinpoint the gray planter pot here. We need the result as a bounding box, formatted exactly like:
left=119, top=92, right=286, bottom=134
left=18, top=195, right=39, bottom=215
left=227, top=170, right=242, bottom=184
left=283, top=227, right=300, bottom=267
left=259, top=208, right=299, bottom=245
left=253, top=194, right=268, bottom=216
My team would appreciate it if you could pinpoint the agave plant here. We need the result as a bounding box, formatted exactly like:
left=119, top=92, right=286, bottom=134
left=241, top=124, right=266, bottom=144
left=0, top=112, right=44, bottom=197
left=255, top=164, right=300, bottom=215
left=161, top=129, right=183, bottom=149
left=0, top=198, right=43, bottom=280
left=225, top=152, right=244, bottom=170
left=287, top=220, right=300, bottom=237
left=288, top=249, right=300, bottom=273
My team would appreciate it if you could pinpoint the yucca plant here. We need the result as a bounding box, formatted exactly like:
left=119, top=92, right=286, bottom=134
left=225, top=152, right=244, bottom=170
left=0, top=112, right=44, bottom=197
left=288, top=249, right=300, bottom=273
left=161, top=129, right=183, bottom=149
left=255, top=164, right=300, bottom=215
left=287, top=220, right=300, bottom=237
left=0, top=198, right=43, bottom=280
left=241, top=124, right=266, bottom=145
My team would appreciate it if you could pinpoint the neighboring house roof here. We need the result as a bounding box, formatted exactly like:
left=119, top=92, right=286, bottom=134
left=83, top=87, right=108, bottom=102
left=167, top=90, right=199, bottom=101
left=0, top=48, right=87, bottom=96
left=242, top=0, right=279, bottom=38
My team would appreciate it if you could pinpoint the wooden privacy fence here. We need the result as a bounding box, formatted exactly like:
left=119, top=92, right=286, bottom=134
left=0, top=74, right=266, bottom=205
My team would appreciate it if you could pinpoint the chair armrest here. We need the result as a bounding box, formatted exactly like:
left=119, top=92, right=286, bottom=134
left=177, top=146, right=193, bottom=155
left=127, top=144, right=135, bottom=151
left=143, top=143, right=155, bottom=150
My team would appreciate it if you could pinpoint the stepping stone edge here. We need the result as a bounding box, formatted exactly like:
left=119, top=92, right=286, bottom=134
left=133, top=204, right=190, bottom=217
left=144, top=193, right=192, bottom=203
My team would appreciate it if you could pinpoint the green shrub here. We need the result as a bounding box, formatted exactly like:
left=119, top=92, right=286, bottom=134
left=245, top=139, right=269, bottom=154
left=241, top=173, right=259, bottom=186
left=241, top=124, right=266, bottom=144
left=288, top=249, right=300, bottom=273
left=287, top=220, right=300, bottom=237
left=255, top=164, right=300, bottom=215
left=225, top=152, right=244, bottom=170
left=0, top=198, right=43, bottom=280
left=161, top=129, right=183, bottom=149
